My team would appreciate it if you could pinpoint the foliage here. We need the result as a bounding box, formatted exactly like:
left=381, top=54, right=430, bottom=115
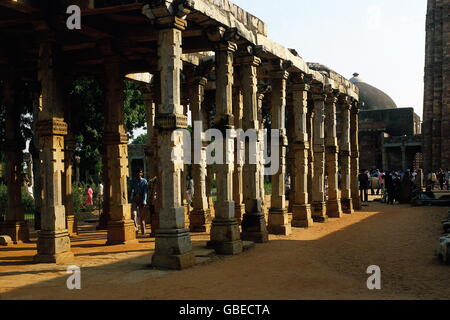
left=0, top=184, right=35, bottom=222
left=132, top=133, right=148, bottom=145
left=124, top=80, right=146, bottom=139
left=264, top=181, right=272, bottom=196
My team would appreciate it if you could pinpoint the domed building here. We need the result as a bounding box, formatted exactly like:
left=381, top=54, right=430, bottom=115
left=349, top=73, right=422, bottom=171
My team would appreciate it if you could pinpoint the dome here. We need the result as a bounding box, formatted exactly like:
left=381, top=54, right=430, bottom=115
left=349, top=73, right=397, bottom=111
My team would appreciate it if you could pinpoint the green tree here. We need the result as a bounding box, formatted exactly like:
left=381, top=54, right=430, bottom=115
left=132, top=133, right=148, bottom=145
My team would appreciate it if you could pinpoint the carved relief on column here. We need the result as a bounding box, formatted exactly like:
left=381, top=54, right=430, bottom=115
left=1, top=78, right=29, bottom=243
left=267, top=62, right=292, bottom=236
left=34, top=36, right=74, bottom=263
left=237, top=52, right=268, bottom=243
left=206, top=27, right=243, bottom=255
left=149, top=11, right=196, bottom=269
left=324, top=87, right=343, bottom=218
left=189, top=76, right=212, bottom=233
left=103, top=55, right=137, bottom=246
left=311, top=85, right=328, bottom=222
left=338, top=95, right=354, bottom=214
left=350, top=101, right=362, bottom=210
left=290, top=74, right=313, bottom=228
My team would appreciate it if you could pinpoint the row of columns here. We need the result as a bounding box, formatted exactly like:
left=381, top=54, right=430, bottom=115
left=0, top=17, right=361, bottom=268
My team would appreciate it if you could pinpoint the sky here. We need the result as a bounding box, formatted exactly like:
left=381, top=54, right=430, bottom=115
left=232, top=0, right=427, bottom=116
left=133, top=0, right=427, bottom=140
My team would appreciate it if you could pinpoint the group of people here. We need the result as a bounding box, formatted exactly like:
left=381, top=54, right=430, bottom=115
left=426, top=169, right=450, bottom=191
left=358, top=169, right=422, bottom=205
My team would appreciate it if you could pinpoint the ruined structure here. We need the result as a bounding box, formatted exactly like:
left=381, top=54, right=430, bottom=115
left=423, top=0, right=450, bottom=172
left=0, top=0, right=360, bottom=269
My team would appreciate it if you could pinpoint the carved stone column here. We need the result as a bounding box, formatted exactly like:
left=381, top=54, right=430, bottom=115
left=268, top=67, right=292, bottom=235
left=291, top=78, right=313, bottom=228
left=189, top=76, right=212, bottom=233
left=324, top=88, right=343, bottom=218
left=1, top=78, right=29, bottom=244
left=103, top=57, right=137, bottom=246
left=207, top=33, right=243, bottom=255
left=338, top=95, right=354, bottom=214
left=232, top=69, right=246, bottom=224
left=257, top=91, right=267, bottom=216
left=238, top=53, right=268, bottom=243
left=311, top=87, right=328, bottom=222
left=351, top=101, right=362, bottom=210
left=150, top=16, right=195, bottom=269
left=34, top=37, right=74, bottom=263
left=306, top=101, right=315, bottom=205
left=63, top=134, right=78, bottom=236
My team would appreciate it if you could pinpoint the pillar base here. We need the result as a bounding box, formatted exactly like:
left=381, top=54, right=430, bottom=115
left=35, top=230, right=74, bottom=264
left=292, top=204, right=314, bottom=228
left=152, top=228, right=195, bottom=270
left=352, top=197, right=362, bottom=211
left=189, top=209, right=212, bottom=233
left=0, top=220, right=30, bottom=244
left=106, top=219, right=138, bottom=245
left=327, top=199, right=343, bottom=218
left=241, top=212, right=269, bottom=243
left=66, top=215, right=78, bottom=237
left=268, top=208, right=292, bottom=235
left=341, top=198, right=354, bottom=214
left=312, top=202, right=328, bottom=223
left=208, top=218, right=243, bottom=255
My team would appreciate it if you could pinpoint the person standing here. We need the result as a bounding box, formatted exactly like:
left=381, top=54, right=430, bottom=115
left=85, top=185, right=94, bottom=206
left=130, top=168, right=148, bottom=236
left=358, top=169, right=369, bottom=203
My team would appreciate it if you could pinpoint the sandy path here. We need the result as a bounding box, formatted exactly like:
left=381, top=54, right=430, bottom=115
left=1, top=201, right=450, bottom=300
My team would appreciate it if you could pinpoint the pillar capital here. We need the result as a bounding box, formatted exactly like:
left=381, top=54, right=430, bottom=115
left=312, top=94, right=326, bottom=102
left=271, top=70, right=289, bottom=80
left=188, top=76, right=208, bottom=87
left=235, top=55, right=261, bottom=67
left=36, top=119, right=68, bottom=136
left=155, top=113, right=188, bottom=130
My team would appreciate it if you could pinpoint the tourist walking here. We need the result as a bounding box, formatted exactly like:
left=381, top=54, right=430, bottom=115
left=130, top=168, right=149, bottom=236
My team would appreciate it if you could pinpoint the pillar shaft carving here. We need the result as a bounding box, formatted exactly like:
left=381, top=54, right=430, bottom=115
left=311, top=88, right=328, bottom=222
left=324, top=89, right=343, bottom=218
left=350, top=102, right=362, bottom=210
left=338, top=95, right=354, bottom=214
left=34, top=36, right=73, bottom=263
left=268, top=68, right=292, bottom=235
left=290, top=80, right=313, bottom=228
left=208, top=36, right=243, bottom=255
left=152, top=19, right=196, bottom=269
left=238, top=54, right=268, bottom=243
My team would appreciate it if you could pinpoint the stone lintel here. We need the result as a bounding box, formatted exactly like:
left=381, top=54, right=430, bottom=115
left=291, top=83, right=310, bottom=92
left=155, top=16, right=188, bottom=31
left=235, top=55, right=261, bottom=67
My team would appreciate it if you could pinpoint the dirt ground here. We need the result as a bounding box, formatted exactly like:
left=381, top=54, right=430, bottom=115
left=1, top=198, right=450, bottom=300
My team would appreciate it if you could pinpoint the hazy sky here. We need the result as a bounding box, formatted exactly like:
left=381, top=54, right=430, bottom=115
left=232, top=0, right=427, bottom=117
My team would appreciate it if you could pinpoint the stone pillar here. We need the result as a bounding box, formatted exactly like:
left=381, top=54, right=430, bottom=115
left=238, top=54, right=268, bottom=243
left=268, top=68, right=292, bottom=235
left=151, top=17, right=195, bottom=269
left=149, top=74, right=161, bottom=237
left=208, top=38, right=243, bottom=255
left=1, top=78, right=29, bottom=243
left=350, top=102, right=362, bottom=210
left=291, top=78, right=313, bottom=228
left=338, top=95, right=354, bottom=214
left=311, top=88, right=328, bottom=222
left=63, top=135, right=78, bottom=236
left=324, top=88, right=343, bottom=218
left=232, top=70, right=246, bottom=224
left=189, top=76, right=212, bottom=233
left=103, top=57, right=137, bottom=246
left=306, top=101, right=315, bottom=205
left=34, top=37, right=74, bottom=263
left=257, top=92, right=267, bottom=215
